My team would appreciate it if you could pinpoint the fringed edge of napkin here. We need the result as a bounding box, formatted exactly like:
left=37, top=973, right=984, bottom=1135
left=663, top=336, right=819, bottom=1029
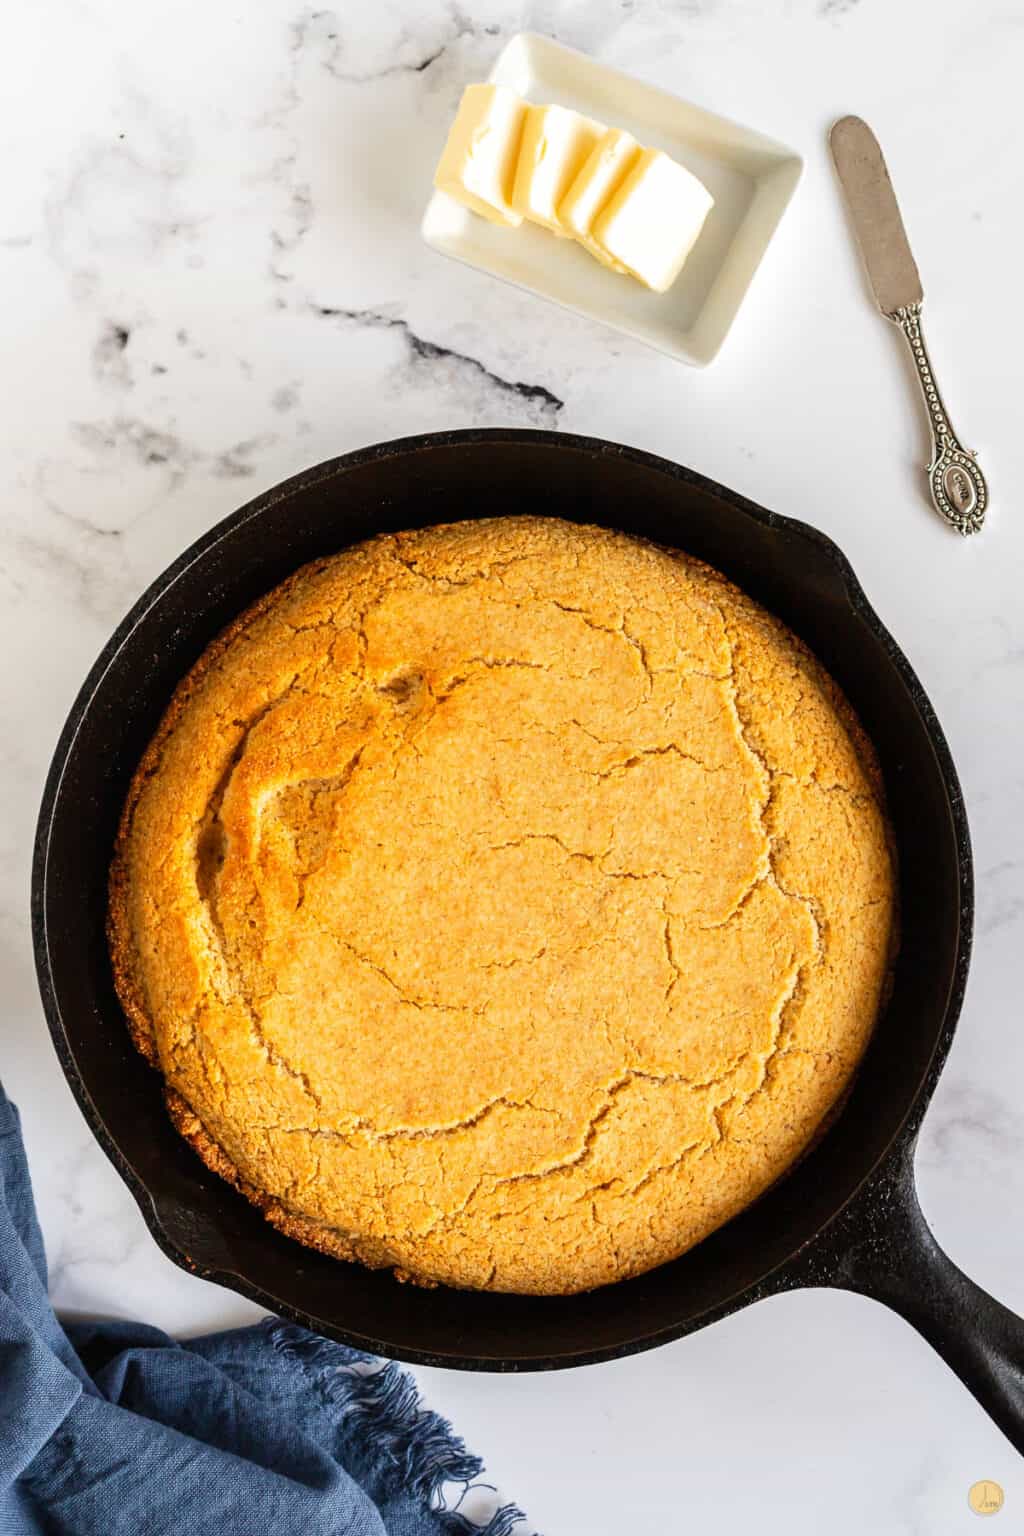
left=268, top=1320, right=529, bottom=1536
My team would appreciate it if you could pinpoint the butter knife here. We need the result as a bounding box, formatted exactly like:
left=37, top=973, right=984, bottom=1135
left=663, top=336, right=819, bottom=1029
left=830, top=115, right=987, bottom=535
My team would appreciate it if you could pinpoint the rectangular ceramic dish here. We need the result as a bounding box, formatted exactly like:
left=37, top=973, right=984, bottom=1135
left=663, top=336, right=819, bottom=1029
left=421, top=33, right=803, bottom=366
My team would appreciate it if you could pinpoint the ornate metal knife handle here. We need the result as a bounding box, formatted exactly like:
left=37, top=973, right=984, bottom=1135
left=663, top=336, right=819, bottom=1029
left=888, top=303, right=987, bottom=535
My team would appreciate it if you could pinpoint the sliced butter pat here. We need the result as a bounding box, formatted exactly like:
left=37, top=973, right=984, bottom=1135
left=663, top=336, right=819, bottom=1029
left=593, top=148, right=714, bottom=293
left=558, top=128, right=641, bottom=272
left=512, top=105, right=605, bottom=235
left=433, top=84, right=527, bottom=227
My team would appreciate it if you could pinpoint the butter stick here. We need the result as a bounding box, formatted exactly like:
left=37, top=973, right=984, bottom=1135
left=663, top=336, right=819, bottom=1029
left=592, top=148, right=714, bottom=292
left=558, top=127, right=641, bottom=272
left=433, top=84, right=527, bottom=227
left=512, top=104, right=605, bottom=235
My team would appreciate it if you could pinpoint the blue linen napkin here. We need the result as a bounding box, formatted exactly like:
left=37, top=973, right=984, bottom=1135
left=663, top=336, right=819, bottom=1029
left=0, top=1085, right=528, bottom=1536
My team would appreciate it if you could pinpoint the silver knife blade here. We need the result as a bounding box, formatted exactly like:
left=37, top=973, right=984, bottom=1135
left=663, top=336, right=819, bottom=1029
left=829, top=114, right=987, bottom=534
left=829, top=115, right=922, bottom=315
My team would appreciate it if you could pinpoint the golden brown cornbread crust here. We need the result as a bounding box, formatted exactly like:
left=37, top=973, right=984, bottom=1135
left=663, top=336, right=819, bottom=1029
left=109, top=517, right=895, bottom=1295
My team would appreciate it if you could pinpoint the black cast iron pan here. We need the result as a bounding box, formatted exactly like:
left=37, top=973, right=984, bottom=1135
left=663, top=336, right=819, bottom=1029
left=32, top=429, right=1024, bottom=1452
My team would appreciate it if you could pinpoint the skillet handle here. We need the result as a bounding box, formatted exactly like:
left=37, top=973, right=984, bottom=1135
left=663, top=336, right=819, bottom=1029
left=826, top=1137, right=1024, bottom=1454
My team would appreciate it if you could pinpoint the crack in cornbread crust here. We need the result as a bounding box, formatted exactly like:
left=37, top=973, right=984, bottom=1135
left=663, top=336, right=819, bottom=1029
left=109, top=517, right=895, bottom=1294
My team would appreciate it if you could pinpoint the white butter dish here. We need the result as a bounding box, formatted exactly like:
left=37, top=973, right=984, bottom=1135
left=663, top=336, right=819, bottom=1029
left=421, top=33, right=803, bottom=366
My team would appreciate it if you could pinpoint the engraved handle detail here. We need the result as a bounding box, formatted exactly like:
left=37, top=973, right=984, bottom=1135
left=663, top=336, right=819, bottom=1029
left=888, top=302, right=987, bottom=535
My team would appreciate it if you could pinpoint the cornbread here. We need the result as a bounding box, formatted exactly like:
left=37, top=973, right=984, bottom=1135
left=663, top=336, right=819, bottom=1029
left=109, top=518, right=895, bottom=1295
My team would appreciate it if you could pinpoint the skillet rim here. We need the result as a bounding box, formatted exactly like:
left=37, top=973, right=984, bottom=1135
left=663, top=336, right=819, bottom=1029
left=30, top=427, right=973, bottom=1369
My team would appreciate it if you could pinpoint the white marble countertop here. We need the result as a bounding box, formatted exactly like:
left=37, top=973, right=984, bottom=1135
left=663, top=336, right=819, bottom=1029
left=3, top=1, right=1023, bottom=1530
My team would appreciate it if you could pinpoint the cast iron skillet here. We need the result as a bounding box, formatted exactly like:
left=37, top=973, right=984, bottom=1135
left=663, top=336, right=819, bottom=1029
left=32, top=429, right=1024, bottom=1451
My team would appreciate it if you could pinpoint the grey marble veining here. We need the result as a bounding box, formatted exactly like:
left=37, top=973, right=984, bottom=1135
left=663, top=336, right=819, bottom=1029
left=3, top=1, right=1024, bottom=1531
